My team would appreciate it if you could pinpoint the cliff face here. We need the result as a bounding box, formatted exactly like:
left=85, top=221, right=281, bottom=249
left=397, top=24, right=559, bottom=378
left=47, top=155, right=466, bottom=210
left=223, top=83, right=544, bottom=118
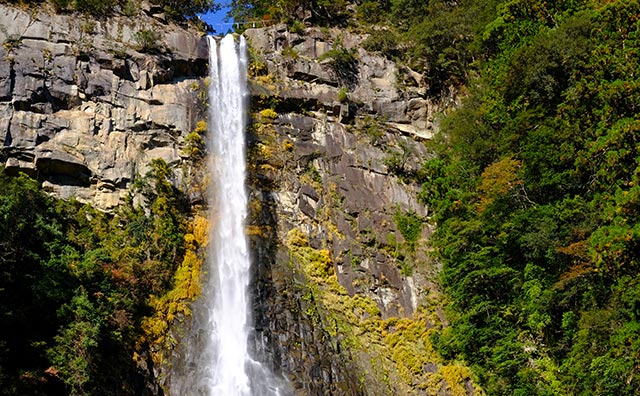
left=1, top=3, right=475, bottom=393
left=243, top=25, right=475, bottom=396
left=245, top=24, right=440, bottom=319
left=0, top=3, right=207, bottom=210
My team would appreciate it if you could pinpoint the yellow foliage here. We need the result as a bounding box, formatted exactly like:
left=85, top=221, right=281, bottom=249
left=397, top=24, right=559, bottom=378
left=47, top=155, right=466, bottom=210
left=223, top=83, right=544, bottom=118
left=282, top=139, right=294, bottom=151
left=247, top=225, right=271, bottom=237
left=258, top=163, right=279, bottom=174
left=284, top=225, right=482, bottom=395
left=194, top=120, right=207, bottom=134
left=286, top=228, right=309, bottom=247
left=259, top=108, right=278, bottom=121
left=138, top=215, right=205, bottom=367
left=258, top=142, right=276, bottom=157
left=478, top=156, right=522, bottom=210
left=192, top=215, right=209, bottom=246
left=440, top=364, right=473, bottom=396
left=248, top=199, right=262, bottom=215
left=184, top=233, right=196, bottom=249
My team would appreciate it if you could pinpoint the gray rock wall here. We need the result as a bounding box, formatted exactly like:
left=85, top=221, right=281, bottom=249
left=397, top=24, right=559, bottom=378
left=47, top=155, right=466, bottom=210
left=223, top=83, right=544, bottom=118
left=244, top=25, right=463, bottom=395
left=0, top=4, right=208, bottom=210
left=246, top=24, right=444, bottom=322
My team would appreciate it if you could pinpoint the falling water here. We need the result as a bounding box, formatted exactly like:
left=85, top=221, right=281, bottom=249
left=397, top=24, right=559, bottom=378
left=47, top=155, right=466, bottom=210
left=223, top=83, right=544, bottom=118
left=169, top=34, right=287, bottom=396
left=207, top=33, right=252, bottom=396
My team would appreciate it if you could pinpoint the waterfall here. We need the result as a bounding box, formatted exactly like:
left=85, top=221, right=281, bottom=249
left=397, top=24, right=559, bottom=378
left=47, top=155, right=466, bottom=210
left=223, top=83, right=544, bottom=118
left=207, top=33, right=252, bottom=396
left=169, top=34, right=287, bottom=396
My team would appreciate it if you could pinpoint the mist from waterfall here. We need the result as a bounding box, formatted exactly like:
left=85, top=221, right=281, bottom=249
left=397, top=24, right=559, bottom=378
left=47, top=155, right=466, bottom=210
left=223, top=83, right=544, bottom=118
left=168, top=34, right=287, bottom=396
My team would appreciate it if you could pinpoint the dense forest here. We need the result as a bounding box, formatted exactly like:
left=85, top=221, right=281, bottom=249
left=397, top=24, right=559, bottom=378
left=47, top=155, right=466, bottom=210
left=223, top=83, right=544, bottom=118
left=1, top=0, right=639, bottom=395
left=232, top=0, right=640, bottom=394
left=0, top=161, right=201, bottom=394
left=353, top=0, right=638, bottom=395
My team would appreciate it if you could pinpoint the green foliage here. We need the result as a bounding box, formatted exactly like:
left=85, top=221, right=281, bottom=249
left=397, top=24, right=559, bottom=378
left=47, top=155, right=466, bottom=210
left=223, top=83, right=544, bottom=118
left=288, top=18, right=306, bottom=34
left=393, top=209, right=422, bottom=252
left=182, top=120, right=207, bottom=161
left=358, top=114, right=385, bottom=146
left=319, top=40, right=359, bottom=86
left=362, top=28, right=400, bottom=59
left=280, top=45, right=299, bottom=60
left=388, top=0, right=504, bottom=95
left=337, top=87, right=349, bottom=103
left=356, top=0, right=390, bottom=24
left=52, top=0, right=110, bottom=15
left=49, top=289, right=101, bottom=395
left=133, top=29, right=162, bottom=53
left=383, top=138, right=414, bottom=178
left=230, top=0, right=349, bottom=26
left=424, top=1, right=640, bottom=394
left=0, top=163, right=189, bottom=394
left=152, top=0, right=219, bottom=18
left=45, top=0, right=218, bottom=19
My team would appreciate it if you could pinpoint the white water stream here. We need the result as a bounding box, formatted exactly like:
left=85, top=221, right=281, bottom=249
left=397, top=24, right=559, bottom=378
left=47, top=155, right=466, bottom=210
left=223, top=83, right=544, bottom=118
left=169, top=34, right=286, bottom=396
left=207, top=33, right=252, bottom=396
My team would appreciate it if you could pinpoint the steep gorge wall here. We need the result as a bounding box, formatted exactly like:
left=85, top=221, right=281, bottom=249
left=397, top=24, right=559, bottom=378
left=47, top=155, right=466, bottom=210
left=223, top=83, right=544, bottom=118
left=0, top=3, right=477, bottom=392
left=0, top=3, right=208, bottom=210
left=243, top=25, right=477, bottom=396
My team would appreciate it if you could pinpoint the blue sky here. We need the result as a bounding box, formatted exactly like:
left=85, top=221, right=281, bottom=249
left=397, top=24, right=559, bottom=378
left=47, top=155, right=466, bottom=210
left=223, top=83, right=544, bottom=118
left=200, top=4, right=234, bottom=34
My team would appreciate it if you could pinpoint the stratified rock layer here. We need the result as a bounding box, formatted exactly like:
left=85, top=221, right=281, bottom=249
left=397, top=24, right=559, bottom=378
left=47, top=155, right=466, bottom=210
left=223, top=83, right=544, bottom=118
left=0, top=4, right=207, bottom=210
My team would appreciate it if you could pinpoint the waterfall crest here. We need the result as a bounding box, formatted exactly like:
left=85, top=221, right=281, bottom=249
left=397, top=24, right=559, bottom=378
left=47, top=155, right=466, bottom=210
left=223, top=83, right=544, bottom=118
left=169, top=34, right=287, bottom=396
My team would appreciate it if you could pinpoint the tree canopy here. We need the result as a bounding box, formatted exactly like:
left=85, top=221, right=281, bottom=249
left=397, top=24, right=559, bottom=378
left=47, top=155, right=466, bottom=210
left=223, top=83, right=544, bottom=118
left=0, top=163, right=191, bottom=395
left=419, top=1, right=640, bottom=394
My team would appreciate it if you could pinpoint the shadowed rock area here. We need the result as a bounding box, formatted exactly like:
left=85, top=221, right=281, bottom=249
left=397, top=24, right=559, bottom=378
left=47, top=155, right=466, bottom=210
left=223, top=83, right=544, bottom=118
left=242, top=24, right=475, bottom=396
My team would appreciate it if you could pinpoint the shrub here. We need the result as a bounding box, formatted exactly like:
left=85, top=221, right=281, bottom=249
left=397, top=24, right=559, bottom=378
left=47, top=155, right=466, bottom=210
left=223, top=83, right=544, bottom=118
left=356, top=0, right=388, bottom=24
left=337, top=87, right=349, bottom=103
left=75, top=0, right=110, bottom=15
left=281, top=45, right=299, bottom=60
left=394, top=209, right=423, bottom=252
left=133, top=29, right=162, bottom=53
left=319, top=41, right=359, bottom=86
left=362, top=29, right=399, bottom=59
left=152, top=0, right=219, bottom=18
left=288, top=19, right=306, bottom=34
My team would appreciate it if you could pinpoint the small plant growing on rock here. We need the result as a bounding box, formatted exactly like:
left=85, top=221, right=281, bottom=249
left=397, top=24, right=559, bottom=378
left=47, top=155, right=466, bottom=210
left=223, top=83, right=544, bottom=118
left=2, top=37, right=22, bottom=52
left=182, top=121, right=207, bottom=161
left=259, top=108, right=278, bottom=121
left=337, top=87, right=349, bottom=103
left=80, top=20, right=96, bottom=34
left=384, top=139, right=414, bottom=177
left=399, top=259, right=414, bottom=276
left=133, top=29, right=162, bottom=53
left=41, top=48, right=53, bottom=62
left=362, top=29, right=399, bottom=59
left=319, top=39, right=359, bottom=87
left=281, top=45, right=299, bottom=60
left=122, top=0, right=138, bottom=16
left=393, top=209, right=423, bottom=252
left=288, top=19, right=306, bottom=34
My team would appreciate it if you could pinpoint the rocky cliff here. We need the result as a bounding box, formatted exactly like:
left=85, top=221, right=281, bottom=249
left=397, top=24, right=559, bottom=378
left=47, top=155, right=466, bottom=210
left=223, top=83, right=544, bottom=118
left=0, top=3, right=207, bottom=210
left=1, top=3, right=476, bottom=393
left=242, top=25, right=476, bottom=396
